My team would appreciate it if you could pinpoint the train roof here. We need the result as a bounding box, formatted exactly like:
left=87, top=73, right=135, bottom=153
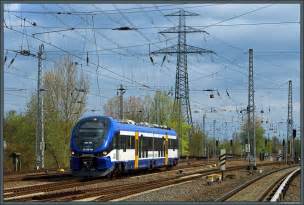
left=81, top=115, right=177, bottom=136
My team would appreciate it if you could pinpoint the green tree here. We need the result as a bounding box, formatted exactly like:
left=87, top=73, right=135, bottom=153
left=188, top=125, right=207, bottom=157
left=239, top=119, right=266, bottom=155
left=4, top=56, right=89, bottom=171
left=166, top=118, right=191, bottom=156
left=4, top=111, right=36, bottom=171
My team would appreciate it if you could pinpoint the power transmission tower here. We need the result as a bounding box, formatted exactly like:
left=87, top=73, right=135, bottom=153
left=36, top=44, right=45, bottom=170
left=247, top=48, right=256, bottom=169
left=150, top=9, right=215, bottom=127
left=287, top=80, right=293, bottom=162
left=117, top=84, right=126, bottom=120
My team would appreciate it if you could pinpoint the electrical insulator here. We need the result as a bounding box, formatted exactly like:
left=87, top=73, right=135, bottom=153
left=86, top=52, right=89, bottom=66
left=293, top=129, right=296, bottom=138
left=149, top=56, right=154, bottom=64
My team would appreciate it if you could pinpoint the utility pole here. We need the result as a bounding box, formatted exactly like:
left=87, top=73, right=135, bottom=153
left=36, top=44, right=45, bottom=170
left=287, top=80, right=293, bottom=163
left=213, top=119, right=216, bottom=159
left=117, top=84, right=126, bottom=120
left=150, top=9, right=215, bottom=128
left=247, top=48, right=256, bottom=169
left=203, top=113, right=207, bottom=157
left=156, top=90, right=161, bottom=124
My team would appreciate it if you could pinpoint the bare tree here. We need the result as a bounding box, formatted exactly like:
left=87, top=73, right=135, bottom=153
left=42, top=56, right=89, bottom=167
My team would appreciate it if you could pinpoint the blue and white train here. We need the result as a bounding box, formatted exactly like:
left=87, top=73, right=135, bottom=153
left=70, top=116, right=179, bottom=177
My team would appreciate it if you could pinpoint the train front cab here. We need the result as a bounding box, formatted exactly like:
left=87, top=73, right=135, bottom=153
left=70, top=154, right=114, bottom=177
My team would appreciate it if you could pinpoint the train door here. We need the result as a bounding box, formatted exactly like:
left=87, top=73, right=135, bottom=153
left=115, top=132, right=120, bottom=161
left=139, top=135, right=143, bottom=158
left=134, top=131, right=139, bottom=169
left=163, top=135, right=168, bottom=166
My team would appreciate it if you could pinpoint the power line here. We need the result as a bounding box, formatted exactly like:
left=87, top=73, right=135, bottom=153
left=202, top=5, right=273, bottom=29
left=4, top=48, right=135, bottom=86
left=6, top=26, right=153, bottom=89
left=113, top=5, right=152, bottom=43
left=4, top=4, right=217, bottom=15
left=7, top=21, right=299, bottom=32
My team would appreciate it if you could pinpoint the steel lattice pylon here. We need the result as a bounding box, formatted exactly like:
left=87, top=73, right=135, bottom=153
left=151, top=9, right=215, bottom=126
left=247, top=48, right=256, bottom=168
left=287, top=80, right=293, bottom=161
left=36, top=44, right=45, bottom=169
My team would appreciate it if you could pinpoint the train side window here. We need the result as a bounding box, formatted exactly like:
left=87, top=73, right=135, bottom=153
left=172, top=139, right=175, bottom=151
left=120, top=135, right=123, bottom=149
left=119, top=135, right=125, bottom=152
left=143, top=137, right=148, bottom=158
left=117, top=134, right=121, bottom=149
left=139, top=135, right=143, bottom=158
left=126, top=135, right=130, bottom=149
left=156, top=138, right=161, bottom=157
left=149, top=137, right=153, bottom=150
left=112, top=134, right=117, bottom=149
left=130, top=135, right=134, bottom=149
left=113, top=132, right=120, bottom=149
left=128, top=136, right=130, bottom=149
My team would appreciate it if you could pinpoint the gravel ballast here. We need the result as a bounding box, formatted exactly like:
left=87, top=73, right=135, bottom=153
left=124, top=164, right=291, bottom=201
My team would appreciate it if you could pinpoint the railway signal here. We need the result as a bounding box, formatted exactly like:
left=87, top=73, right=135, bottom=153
left=219, top=149, right=226, bottom=181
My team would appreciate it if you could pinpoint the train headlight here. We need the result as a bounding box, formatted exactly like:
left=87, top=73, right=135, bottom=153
left=102, top=151, right=107, bottom=156
left=71, top=151, right=75, bottom=156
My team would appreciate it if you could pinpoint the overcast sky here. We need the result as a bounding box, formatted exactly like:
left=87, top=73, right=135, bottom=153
left=3, top=3, right=301, bottom=140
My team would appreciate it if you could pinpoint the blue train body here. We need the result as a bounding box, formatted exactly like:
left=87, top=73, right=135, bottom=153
left=70, top=116, right=179, bottom=177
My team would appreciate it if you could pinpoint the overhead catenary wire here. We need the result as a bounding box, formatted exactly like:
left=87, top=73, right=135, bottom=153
left=4, top=4, right=297, bottom=137
left=6, top=26, right=153, bottom=90
left=7, top=21, right=299, bottom=31
left=91, top=15, right=103, bottom=107
left=4, top=4, right=218, bottom=15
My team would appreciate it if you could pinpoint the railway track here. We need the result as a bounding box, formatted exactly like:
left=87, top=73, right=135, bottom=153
left=3, top=162, right=213, bottom=200
left=4, top=170, right=71, bottom=182
left=4, top=163, right=214, bottom=200
left=269, top=167, right=301, bottom=202
left=216, top=165, right=300, bottom=202
left=5, top=162, right=284, bottom=202
left=4, top=160, right=213, bottom=183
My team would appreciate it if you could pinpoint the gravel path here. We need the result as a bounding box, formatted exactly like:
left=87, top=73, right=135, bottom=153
left=124, top=164, right=287, bottom=202
left=282, top=174, right=301, bottom=202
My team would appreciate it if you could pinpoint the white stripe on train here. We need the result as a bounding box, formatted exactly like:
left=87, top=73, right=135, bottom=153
left=119, top=130, right=177, bottom=139
left=106, top=149, right=178, bottom=162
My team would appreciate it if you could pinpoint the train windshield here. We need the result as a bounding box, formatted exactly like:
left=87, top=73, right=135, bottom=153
left=75, top=118, right=109, bottom=151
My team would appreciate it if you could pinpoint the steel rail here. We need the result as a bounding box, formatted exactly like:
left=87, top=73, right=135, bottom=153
left=215, top=165, right=299, bottom=202
left=270, top=167, right=301, bottom=202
